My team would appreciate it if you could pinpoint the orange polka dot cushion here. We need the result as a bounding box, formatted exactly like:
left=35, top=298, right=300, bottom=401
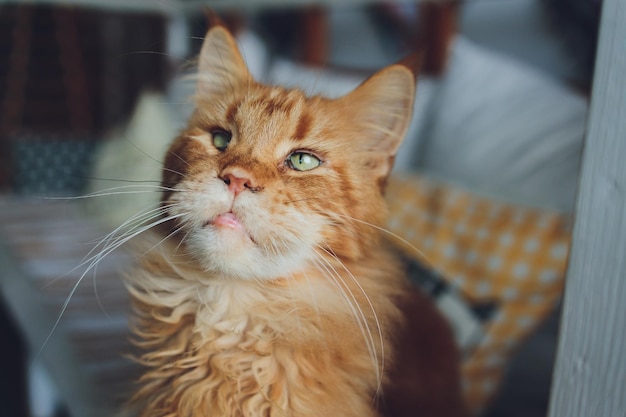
left=385, top=173, right=571, bottom=415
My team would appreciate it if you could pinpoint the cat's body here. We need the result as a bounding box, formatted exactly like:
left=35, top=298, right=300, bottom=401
left=126, top=25, right=466, bottom=417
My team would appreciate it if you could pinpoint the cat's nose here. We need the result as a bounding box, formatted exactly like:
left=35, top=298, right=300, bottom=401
left=219, top=167, right=261, bottom=196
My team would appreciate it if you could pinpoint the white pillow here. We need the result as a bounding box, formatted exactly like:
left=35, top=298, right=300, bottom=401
left=415, top=36, right=587, bottom=212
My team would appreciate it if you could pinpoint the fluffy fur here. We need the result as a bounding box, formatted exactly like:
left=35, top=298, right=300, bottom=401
left=126, top=25, right=466, bottom=417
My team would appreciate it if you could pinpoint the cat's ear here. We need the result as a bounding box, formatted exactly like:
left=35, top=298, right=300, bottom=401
left=196, top=25, right=252, bottom=97
left=339, top=62, right=417, bottom=182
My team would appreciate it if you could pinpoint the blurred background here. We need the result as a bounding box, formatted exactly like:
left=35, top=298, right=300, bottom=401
left=0, top=0, right=600, bottom=201
left=0, top=0, right=601, bottom=416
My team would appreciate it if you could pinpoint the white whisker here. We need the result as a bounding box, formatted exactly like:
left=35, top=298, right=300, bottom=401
left=80, top=203, right=174, bottom=266
left=38, top=211, right=187, bottom=357
left=317, top=244, right=385, bottom=400
left=310, top=247, right=381, bottom=390
left=40, top=203, right=171, bottom=290
left=143, top=222, right=187, bottom=256
left=41, top=184, right=187, bottom=201
left=331, top=212, right=432, bottom=269
left=85, top=177, right=162, bottom=184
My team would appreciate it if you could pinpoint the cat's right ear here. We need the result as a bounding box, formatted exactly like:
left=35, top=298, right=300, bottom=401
left=195, top=26, right=252, bottom=98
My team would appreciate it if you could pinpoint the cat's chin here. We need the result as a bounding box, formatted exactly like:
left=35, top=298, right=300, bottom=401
left=185, top=222, right=305, bottom=281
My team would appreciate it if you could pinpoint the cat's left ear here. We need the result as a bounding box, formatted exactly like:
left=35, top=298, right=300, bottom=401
left=195, top=25, right=252, bottom=98
left=338, top=61, right=417, bottom=182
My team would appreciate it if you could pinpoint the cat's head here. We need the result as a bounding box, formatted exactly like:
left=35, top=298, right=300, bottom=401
left=161, top=25, right=417, bottom=280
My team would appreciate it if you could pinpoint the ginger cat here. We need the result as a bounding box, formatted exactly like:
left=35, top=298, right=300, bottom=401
left=126, top=24, right=466, bottom=417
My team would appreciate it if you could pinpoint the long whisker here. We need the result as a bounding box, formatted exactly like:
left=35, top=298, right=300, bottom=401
left=142, top=222, right=187, bottom=256
left=39, top=203, right=172, bottom=291
left=84, top=207, right=179, bottom=272
left=310, top=247, right=381, bottom=390
left=82, top=209, right=185, bottom=290
left=90, top=254, right=112, bottom=321
left=316, top=244, right=385, bottom=400
left=166, top=151, right=191, bottom=170
left=106, top=129, right=189, bottom=177
left=331, top=212, right=433, bottom=269
left=40, top=184, right=186, bottom=201
left=116, top=50, right=172, bottom=58
left=37, top=211, right=187, bottom=358
left=120, top=132, right=170, bottom=169
left=84, top=177, right=162, bottom=184
left=80, top=203, right=175, bottom=266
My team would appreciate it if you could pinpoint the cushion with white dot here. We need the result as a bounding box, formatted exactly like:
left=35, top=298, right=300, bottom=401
left=385, top=173, right=571, bottom=414
left=11, top=133, right=96, bottom=195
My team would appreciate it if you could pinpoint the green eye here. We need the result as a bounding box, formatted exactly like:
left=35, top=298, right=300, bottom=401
left=212, top=129, right=232, bottom=151
left=288, top=152, right=322, bottom=171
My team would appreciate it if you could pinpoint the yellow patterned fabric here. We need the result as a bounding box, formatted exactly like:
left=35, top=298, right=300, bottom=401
left=385, top=174, right=571, bottom=414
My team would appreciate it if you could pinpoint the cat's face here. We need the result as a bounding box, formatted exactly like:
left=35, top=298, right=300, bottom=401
left=161, top=26, right=416, bottom=280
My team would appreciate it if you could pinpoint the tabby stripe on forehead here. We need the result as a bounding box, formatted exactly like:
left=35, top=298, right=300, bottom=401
left=293, top=111, right=312, bottom=141
left=225, top=100, right=241, bottom=124
left=263, top=95, right=293, bottom=116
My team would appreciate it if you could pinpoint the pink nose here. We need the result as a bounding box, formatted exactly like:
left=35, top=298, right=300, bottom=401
left=220, top=167, right=259, bottom=196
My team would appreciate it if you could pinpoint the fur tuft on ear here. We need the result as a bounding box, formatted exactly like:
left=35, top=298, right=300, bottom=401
left=397, top=52, right=423, bottom=82
left=195, top=26, right=252, bottom=98
left=339, top=63, right=417, bottom=181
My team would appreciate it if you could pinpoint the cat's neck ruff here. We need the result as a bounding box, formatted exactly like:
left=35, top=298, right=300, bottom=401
left=128, top=236, right=381, bottom=326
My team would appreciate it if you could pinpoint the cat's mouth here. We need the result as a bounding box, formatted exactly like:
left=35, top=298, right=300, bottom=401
left=203, top=212, right=256, bottom=244
left=207, top=212, right=242, bottom=230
